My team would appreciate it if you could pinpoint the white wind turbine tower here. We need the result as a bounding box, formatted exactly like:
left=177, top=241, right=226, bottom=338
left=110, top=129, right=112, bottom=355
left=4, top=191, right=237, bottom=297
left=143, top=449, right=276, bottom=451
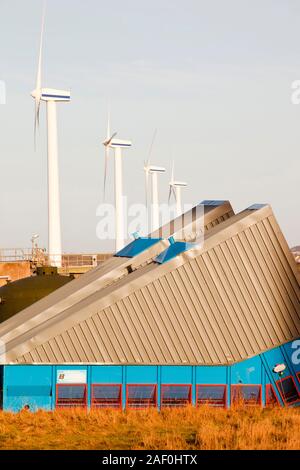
left=102, top=114, right=132, bottom=252
left=144, top=133, right=166, bottom=232
left=168, top=161, right=187, bottom=217
left=31, top=5, right=70, bottom=268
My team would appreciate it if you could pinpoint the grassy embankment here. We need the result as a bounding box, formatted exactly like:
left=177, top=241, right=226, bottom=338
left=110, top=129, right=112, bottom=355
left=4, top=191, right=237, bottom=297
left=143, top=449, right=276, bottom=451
left=0, top=406, right=299, bottom=450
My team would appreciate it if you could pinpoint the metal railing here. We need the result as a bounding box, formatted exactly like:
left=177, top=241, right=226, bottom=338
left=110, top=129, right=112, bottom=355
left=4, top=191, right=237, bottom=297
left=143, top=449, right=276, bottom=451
left=0, top=249, right=113, bottom=268
left=60, top=253, right=112, bottom=268
left=0, top=248, right=36, bottom=262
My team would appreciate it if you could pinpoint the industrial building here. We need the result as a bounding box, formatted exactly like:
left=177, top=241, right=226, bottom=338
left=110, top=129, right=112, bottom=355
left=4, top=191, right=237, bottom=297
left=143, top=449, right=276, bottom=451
left=0, top=200, right=299, bottom=411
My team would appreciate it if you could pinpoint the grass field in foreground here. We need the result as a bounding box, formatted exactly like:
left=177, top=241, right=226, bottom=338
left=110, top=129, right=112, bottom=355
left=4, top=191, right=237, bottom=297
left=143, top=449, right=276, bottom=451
left=0, top=406, right=299, bottom=450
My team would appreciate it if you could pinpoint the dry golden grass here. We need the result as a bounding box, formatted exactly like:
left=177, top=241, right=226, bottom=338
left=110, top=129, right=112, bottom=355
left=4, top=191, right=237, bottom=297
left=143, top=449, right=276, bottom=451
left=0, top=406, right=299, bottom=450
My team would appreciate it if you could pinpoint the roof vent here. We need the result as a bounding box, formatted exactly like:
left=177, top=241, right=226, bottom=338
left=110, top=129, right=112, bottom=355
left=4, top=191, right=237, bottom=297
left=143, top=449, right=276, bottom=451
left=155, top=240, right=195, bottom=265
left=132, top=232, right=140, bottom=240
left=168, top=236, right=175, bottom=245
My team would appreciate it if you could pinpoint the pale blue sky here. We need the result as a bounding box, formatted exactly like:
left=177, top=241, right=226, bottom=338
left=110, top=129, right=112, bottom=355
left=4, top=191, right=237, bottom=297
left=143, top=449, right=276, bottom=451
left=0, top=0, right=299, bottom=252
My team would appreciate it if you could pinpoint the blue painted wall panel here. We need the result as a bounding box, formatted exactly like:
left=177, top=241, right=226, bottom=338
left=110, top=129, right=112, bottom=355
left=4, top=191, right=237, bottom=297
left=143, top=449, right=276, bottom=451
left=283, top=341, right=300, bottom=374
left=161, top=366, right=192, bottom=384
left=231, top=356, right=262, bottom=385
left=4, top=365, right=53, bottom=412
left=91, top=365, right=123, bottom=384
left=126, top=366, right=158, bottom=384
left=263, top=347, right=293, bottom=382
left=2, top=339, right=300, bottom=411
left=196, top=366, right=227, bottom=384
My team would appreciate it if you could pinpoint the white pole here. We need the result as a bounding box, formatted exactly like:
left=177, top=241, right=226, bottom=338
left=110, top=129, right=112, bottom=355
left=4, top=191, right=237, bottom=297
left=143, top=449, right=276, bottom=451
left=151, top=171, right=160, bottom=232
left=46, top=100, right=62, bottom=268
left=114, top=146, right=124, bottom=252
left=175, top=186, right=182, bottom=217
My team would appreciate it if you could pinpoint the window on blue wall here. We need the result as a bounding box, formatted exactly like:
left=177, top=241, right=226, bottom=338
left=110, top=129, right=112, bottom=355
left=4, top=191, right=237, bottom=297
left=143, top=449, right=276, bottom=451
left=126, top=385, right=157, bottom=409
left=161, top=385, right=192, bottom=408
left=266, top=384, right=279, bottom=407
left=276, top=376, right=300, bottom=405
left=197, top=385, right=226, bottom=408
left=56, top=384, right=87, bottom=408
left=91, top=384, right=122, bottom=409
left=231, top=385, right=262, bottom=406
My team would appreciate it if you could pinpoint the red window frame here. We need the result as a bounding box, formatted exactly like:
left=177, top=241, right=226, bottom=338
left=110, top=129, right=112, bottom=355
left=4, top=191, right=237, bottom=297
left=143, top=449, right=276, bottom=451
left=161, top=384, right=192, bottom=408
left=56, top=383, right=87, bottom=409
left=276, top=375, right=300, bottom=405
left=266, top=384, right=280, bottom=407
left=231, top=384, right=262, bottom=407
left=196, top=384, right=227, bottom=408
left=126, top=384, right=157, bottom=409
left=91, top=384, right=122, bottom=410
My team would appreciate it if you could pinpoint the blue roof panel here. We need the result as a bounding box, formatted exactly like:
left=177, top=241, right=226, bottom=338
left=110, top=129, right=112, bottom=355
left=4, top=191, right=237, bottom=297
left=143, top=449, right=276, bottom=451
left=247, top=203, right=267, bottom=211
left=115, top=237, right=162, bottom=258
left=200, top=200, right=227, bottom=206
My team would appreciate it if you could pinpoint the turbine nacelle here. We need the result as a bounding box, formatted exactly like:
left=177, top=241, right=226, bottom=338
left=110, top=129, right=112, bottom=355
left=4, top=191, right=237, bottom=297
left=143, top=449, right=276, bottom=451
left=145, top=165, right=166, bottom=174
left=31, top=87, right=71, bottom=102
left=101, top=115, right=132, bottom=250
left=170, top=181, right=187, bottom=188
left=109, top=139, right=132, bottom=149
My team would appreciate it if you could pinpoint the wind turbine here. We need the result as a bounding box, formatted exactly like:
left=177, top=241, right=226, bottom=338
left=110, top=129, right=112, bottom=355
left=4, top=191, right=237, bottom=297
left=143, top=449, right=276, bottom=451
left=31, top=4, right=70, bottom=268
left=144, top=138, right=166, bottom=232
left=102, top=114, right=132, bottom=252
left=168, top=162, right=187, bottom=217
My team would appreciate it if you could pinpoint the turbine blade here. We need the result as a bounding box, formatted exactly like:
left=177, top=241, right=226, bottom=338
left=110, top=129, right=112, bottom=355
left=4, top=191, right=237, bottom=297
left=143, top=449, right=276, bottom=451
left=34, top=1, right=46, bottom=149
left=172, top=186, right=177, bottom=202
left=168, top=185, right=172, bottom=204
left=168, top=183, right=177, bottom=205
left=34, top=100, right=41, bottom=150
left=171, top=160, right=174, bottom=183
left=147, top=128, right=157, bottom=166
left=106, top=109, right=110, bottom=140
left=107, top=132, right=117, bottom=146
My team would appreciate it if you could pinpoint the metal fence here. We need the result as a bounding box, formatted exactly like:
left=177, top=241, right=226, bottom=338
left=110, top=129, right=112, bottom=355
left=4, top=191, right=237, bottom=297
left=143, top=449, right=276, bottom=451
left=0, top=249, right=113, bottom=267
left=0, top=248, right=34, bottom=262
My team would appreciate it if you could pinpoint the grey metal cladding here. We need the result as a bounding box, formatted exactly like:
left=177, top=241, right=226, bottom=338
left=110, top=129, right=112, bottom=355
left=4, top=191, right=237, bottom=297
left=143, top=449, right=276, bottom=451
left=4, top=203, right=300, bottom=366
left=0, top=201, right=234, bottom=347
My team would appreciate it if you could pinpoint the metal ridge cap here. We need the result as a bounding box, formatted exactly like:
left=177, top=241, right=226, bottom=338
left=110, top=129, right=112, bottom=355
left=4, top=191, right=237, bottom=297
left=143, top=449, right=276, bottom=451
left=200, top=204, right=273, bottom=252
left=150, top=200, right=234, bottom=239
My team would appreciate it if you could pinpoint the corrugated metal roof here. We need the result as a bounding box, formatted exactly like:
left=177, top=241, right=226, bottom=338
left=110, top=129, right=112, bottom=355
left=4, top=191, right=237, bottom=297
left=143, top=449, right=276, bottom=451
left=1, top=204, right=299, bottom=366
left=0, top=201, right=234, bottom=357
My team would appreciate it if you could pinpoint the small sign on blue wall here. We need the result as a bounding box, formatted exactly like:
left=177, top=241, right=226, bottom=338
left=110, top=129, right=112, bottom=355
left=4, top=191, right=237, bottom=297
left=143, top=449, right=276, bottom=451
left=57, top=370, right=87, bottom=384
